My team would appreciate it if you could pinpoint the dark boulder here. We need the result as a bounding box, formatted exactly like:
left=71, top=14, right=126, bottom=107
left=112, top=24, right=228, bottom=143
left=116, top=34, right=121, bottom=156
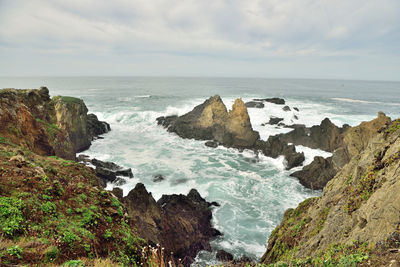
left=122, top=184, right=221, bottom=267
left=290, top=156, right=338, bottom=190
left=268, top=117, right=284, bottom=125
left=216, top=250, right=234, bottom=262
left=245, top=101, right=264, bottom=108
left=91, top=158, right=134, bottom=184
left=96, top=167, right=117, bottom=182
left=253, top=98, right=285, bottom=105
left=256, top=137, right=305, bottom=169
left=293, top=107, right=299, bottom=111
left=205, top=141, right=218, bottom=148
left=282, top=105, right=291, bottom=112
left=87, top=113, right=110, bottom=138
left=153, top=174, right=165, bottom=182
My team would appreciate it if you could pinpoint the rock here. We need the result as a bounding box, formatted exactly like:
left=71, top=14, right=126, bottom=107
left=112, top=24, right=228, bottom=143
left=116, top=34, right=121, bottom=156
left=233, top=255, right=255, bottom=265
left=282, top=105, right=291, bottom=111
left=293, top=107, right=299, bottom=111
left=278, top=118, right=347, bottom=152
left=122, top=183, right=220, bottom=266
left=77, top=154, right=91, bottom=163
left=268, top=117, right=284, bottom=125
left=253, top=98, right=285, bottom=105
left=111, top=187, right=124, bottom=200
left=245, top=101, right=264, bottom=108
left=290, top=156, right=338, bottom=190
left=216, top=250, right=234, bottom=262
left=157, top=95, right=259, bottom=149
left=258, top=136, right=305, bottom=169
left=87, top=113, right=111, bottom=138
left=205, top=141, right=218, bottom=148
left=153, top=174, right=165, bottom=182
left=95, top=167, right=117, bottom=182
left=261, top=117, right=400, bottom=265
left=116, top=168, right=134, bottom=178
left=293, top=115, right=299, bottom=120
left=113, top=177, right=127, bottom=186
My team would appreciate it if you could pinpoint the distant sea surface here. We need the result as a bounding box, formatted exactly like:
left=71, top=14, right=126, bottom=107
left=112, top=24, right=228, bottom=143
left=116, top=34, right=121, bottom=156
left=1, top=77, right=399, bottom=265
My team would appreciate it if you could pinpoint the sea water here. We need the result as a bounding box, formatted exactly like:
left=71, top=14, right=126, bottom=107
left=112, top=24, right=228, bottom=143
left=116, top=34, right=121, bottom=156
left=1, top=77, right=399, bottom=264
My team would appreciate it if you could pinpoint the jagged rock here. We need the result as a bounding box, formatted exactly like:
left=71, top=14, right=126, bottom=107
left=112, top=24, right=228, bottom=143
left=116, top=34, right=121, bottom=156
left=91, top=158, right=133, bottom=184
left=256, top=137, right=305, bottom=169
left=205, top=141, right=218, bottom=148
left=278, top=118, right=348, bottom=152
left=153, top=174, right=165, bottom=182
left=253, top=98, right=285, bottom=105
left=261, top=116, right=400, bottom=266
left=290, top=156, right=338, bottom=190
left=157, top=95, right=259, bottom=149
left=122, top=183, right=221, bottom=266
left=87, top=113, right=110, bottom=138
left=216, top=250, right=234, bottom=262
left=245, top=101, right=265, bottom=108
left=268, top=117, right=284, bottom=125
left=282, top=106, right=291, bottom=112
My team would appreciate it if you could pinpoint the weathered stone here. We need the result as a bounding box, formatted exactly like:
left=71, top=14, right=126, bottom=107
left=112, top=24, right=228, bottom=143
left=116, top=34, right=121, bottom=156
left=245, top=101, right=265, bottom=108
left=253, top=98, right=285, bottom=105
left=216, top=250, right=234, bottom=262
left=205, top=141, right=218, bottom=148
left=268, top=117, right=284, bottom=125
left=282, top=105, right=291, bottom=111
left=291, top=156, right=338, bottom=190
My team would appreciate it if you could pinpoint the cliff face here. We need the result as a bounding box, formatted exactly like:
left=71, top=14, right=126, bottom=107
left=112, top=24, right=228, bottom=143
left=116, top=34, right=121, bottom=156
left=0, top=87, right=110, bottom=159
left=261, top=118, right=400, bottom=266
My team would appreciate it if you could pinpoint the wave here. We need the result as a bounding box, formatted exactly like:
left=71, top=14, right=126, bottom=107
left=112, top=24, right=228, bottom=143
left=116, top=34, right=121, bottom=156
left=332, top=97, right=400, bottom=106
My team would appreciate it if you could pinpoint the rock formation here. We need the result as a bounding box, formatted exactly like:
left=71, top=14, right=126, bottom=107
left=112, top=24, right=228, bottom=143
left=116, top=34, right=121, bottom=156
left=157, top=95, right=305, bottom=169
left=290, top=113, right=391, bottom=189
left=261, top=118, right=400, bottom=266
left=121, top=183, right=221, bottom=266
left=253, top=97, right=285, bottom=105
left=245, top=101, right=264, bottom=108
left=157, top=95, right=260, bottom=149
left=0, top=87, right=110, bottom=159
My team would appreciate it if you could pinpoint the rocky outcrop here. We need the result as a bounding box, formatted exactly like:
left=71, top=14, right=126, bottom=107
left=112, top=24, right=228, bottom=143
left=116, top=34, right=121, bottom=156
left=0, top=87, right=110, bottom=160
left=278, top=118, right=349, bottom=152
left=290, top=156, right=338, bottom=190
left=122, top=183, right=221, bottom=266
left=245, top=101, right=264, bottom=108
left=157, top=95, right=260, bottom=149
left=261, top=118, right=400, bottom=266
left=290, top=113, right=392, bottom=190
left=268, top=117, right=284, bottom=125
left=253, top=97, right=285, bottom=105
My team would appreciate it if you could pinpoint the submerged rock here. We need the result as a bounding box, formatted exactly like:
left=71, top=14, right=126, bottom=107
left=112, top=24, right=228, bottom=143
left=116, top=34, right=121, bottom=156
left=268, top=117, right=284, bottom=125
left=282, top=105, right=291, bottom=112
left=122, top=183, right=221, bottom=266
left=157, top=95, right=260, bottom=149
left=253, top=97, right=285, bottom=105
left=205, top=140, right=218, bottom=148
left=245, top=101, right=265, bottom=108
left=153, top=174, right=165, bottom=182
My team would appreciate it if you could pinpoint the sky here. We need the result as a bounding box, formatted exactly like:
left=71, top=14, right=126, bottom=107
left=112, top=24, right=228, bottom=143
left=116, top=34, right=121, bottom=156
left=0, top=0, right=399, bottom=80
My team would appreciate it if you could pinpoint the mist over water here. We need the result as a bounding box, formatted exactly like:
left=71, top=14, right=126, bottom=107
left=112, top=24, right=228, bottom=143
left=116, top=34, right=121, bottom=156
left=1, top=77, right=399, bottom=263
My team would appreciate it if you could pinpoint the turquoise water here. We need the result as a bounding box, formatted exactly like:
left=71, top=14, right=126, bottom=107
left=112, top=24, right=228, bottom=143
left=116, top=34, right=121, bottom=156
left=1, top=77, right=399, bottom=264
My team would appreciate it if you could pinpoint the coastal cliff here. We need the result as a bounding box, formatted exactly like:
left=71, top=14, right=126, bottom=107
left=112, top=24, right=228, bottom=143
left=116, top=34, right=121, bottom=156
left=0, top=87, right=220, bottom=266
left=261, top=118, right=400, bottom=266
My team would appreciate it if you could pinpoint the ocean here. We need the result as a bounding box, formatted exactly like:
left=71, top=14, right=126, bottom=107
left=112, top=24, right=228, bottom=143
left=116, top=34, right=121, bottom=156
left=1, top=77, right=399, bottom=265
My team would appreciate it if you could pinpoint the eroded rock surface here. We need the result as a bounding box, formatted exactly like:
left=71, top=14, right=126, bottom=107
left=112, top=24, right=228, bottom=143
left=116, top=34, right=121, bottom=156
left=121, top=183, right=221, bottom=266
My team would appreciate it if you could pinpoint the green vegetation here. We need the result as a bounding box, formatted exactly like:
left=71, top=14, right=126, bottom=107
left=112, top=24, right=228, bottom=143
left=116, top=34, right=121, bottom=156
left=0, top=139, right=145, bottom=265
left=53, top=95, right=82, bottom=105
left=385, top=119, right=400, bottom=136
left=0, top=197, right=25, bottom=236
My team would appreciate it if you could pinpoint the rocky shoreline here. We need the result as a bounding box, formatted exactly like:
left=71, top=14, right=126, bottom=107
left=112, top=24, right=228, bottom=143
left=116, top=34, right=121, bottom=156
left=2, top=88, right=400, bottom=266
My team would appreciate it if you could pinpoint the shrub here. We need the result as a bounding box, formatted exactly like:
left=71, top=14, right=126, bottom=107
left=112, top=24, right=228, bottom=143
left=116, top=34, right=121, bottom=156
left=8, top=245, right=23, bottom=259
left=0, top=197, right=25, bottom=236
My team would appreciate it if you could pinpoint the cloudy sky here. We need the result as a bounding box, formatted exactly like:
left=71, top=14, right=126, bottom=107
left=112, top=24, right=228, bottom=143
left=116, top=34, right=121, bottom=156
left=0, top=0, right=399, bottom=80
